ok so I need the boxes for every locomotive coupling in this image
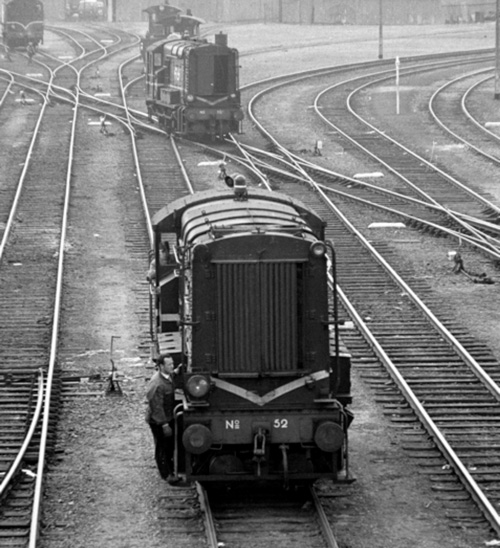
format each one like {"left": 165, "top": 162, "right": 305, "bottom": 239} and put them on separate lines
{"left": 253, "top": 427, "right": 267, "bottom": 459}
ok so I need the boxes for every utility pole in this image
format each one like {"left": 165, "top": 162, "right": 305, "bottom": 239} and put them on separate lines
{"left": 495, "top": 0, "right": 500, "bottom": 99}
{"left": 378, "top": 0, "right": 383, "bottom": 60}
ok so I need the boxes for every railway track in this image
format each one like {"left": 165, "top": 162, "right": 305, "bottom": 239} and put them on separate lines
{"left": 121, "top": 63, "right": 346, "bottom": 544}
{"left": 2, "top": 28, "right": 496, "bottom": 547}
{"left": 123, "top": 44, "right": 500, "bottom": 536}
{"left": 0, "top": 26, "right": 146, "bottom": 546}
{"left": 223, "top": 60, "right": 500, "bottom": 533}
{"left": 322, "top": 59, "right": 500, "bottom": 236}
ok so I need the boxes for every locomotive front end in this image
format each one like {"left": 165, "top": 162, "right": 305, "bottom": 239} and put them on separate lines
{"left": 150, "top": 189, "right": 353, "bottom": 484}
{"left": 145, "top": 33, "right": 243, "bottom": 138}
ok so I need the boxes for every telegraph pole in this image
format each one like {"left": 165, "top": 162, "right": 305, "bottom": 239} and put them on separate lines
{"left": 495, "top": 0, "right": 500, "bottom": 99}
{"left": 378, "top": 0, "right": 383, "bottom": 59}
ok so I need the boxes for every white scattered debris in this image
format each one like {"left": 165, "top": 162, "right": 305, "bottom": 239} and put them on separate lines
{"left": 434, "top": 144, "right": 465, "bottom": 151}
{"left": 447, "top": 251, "right": 457, "bottom": 261}
{"left": 198, "top": 161, "right": 223, "bottom": 166}
{"left": 368, "top": 222, "right": 406, "bottom": 228}
{"left": 23, "top": 469, "right": 36, "bottom": 478}
{"left": 484, "top": 540, "right": 500, "bottom": 546}
{"left": 337, "top": 321, "right": 355, "bottom": 330}
{"left": 485, "top": 122, "right": 500, "bottom": 128}
{"left": 353, "top": 172, "right": 384, "bottom": 178}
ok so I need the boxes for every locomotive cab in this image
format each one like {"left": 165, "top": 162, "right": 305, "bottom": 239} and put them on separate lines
{"left": 149, "top": 188, "right": 353, "bottom": 484}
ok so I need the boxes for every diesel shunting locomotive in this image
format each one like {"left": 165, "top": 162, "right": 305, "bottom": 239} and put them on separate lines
{"left": 140, "top": 3, "right": 203, "bottom": 59}
{"left": 2, "top": 0, "right": 43, "bottom": 48}
{"left": 145, "top": 32, "right": 244, "bottom": 138}
{"left": 148, "top": 185, "right": 353, "bottom": 484}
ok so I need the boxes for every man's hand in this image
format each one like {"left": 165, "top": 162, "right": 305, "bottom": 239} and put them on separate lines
{"left": 162, "top": 423, "right": 173, "bottom": 437}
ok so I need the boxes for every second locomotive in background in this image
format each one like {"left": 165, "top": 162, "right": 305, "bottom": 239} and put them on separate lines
{"left": 145, "top": 32, "right": 244, "bottom": 139}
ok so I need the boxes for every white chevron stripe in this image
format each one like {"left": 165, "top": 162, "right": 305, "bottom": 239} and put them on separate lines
{"left": 195, "top": 95, "right": 230, "bottom": 106}
{"left": 212, "top": 371, "right": 329, "bottom": 407}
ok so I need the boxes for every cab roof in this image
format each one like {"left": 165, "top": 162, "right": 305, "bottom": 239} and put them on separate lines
{"left": 152, "top": 189, "right": 326, "bottom": 243}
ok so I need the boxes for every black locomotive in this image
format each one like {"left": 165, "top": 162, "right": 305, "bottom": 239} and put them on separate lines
{"left": 145, "top": 32, "right": 244, "bottom": 138}
{"left": 148, "top": 184, "right": 353, "bottom": 484}
{"left": 140, "top": 3, "right": 203, "bottom": 59}
{"left": 2, "top": 0, "right": 43, "bottom": 48}
{"left": 65, "top": 0, "right": 105, "bottom": 20}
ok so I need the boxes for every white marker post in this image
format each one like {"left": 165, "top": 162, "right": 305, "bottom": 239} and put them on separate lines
{"left": 395, "top": 56, "right": 400, "bottom": 115}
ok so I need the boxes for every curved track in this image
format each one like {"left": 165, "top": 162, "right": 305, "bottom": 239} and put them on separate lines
{"left": 0, "top": 25, "right": 143, "bottom": 546}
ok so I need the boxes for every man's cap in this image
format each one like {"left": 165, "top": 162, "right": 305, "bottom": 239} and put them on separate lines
{"left": 154, "top": 353, "right": 172, "bottom": 365}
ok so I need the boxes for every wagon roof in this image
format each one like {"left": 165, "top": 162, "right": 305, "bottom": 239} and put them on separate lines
{"left": 142, "top": 4, "right": 182, "bottom": 15}
{"left": 152, "top": 189, "right": 326, "bottom": 240}
{"left": 145, "top": 36, "right": 209, "bottom": 55}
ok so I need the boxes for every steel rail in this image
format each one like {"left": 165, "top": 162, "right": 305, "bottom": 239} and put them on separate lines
{"left": 118, "top": 51, "right": 195, "bottom": 244}
{"left": 245, "top": 77, "right": 500, "bottom": 533}
{"left": 313, "top": 67, "right": 500, "bottom": 219}
{"left": 0, "top": 370, "right": 44, "bottom": 499}
{"left": 246, "top": 50, "right": 500, "bottom": 222}
{"left": 315, "top": 158, "right": 500, "bottom": 536}
{"left": 181, "top": 134, "right": 500, "bottom": 262}
{"left": 118, "top": 54, "right": 154, "bottom": 245}
{"left": 335, "top": 280, "right": 500, "bottom": 535}
{"left": 309, "top": 486, "right": 340, "bottom": 548}
{"left": 462, "top": 73, "right": 500, "bottom": 138}
{"left": 428, "top": 67, "right": 500, "bottom": 162}
{"left": 196, "top": 483, "right": 219, "bottom": 548}
{"left": 0, "top": 72, "right": 14, "bottom": 106}
{"left": 342, "top": 70, "right": 500, "bottom": 218}
{"left": 233, "top": 140, "right": 500, "bottom": 245}
{"left": 240, "top": 49, "right": 494, "bottom": 93}
{"left": 194, "top": 133, "right": 500, "bottom": 534}
{"left": 28, "top": 29, "right": 127, "bottom": 546}
{"left": 0, "top": 83, "right": 52, "bottom": 261}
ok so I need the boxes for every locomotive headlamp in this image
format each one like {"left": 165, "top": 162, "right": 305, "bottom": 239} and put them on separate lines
{"left": 182, "top": 424, "right": 213, "bottom": 454}
{"left": 310, "top": 241, "right": 327, "bottom": 258}
{"left": 314, "top": 421, "right": 344, "bottom": 453}
{"left": 186, "top": 374, "right": 210, "bottom": 398}
{"left": 186, "top": 94, "right": 194, "bottom": 102}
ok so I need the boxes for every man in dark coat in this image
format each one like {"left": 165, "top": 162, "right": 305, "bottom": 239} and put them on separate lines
{"left": 146, "top": 354, "right": 180, "bottom": 484}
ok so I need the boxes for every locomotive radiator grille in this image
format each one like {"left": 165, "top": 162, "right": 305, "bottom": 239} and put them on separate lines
{"left": 216, "top": 263, "right": 300, "bottom": 373}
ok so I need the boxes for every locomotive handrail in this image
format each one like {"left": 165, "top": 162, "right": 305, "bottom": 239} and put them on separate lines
{"left": 326, "top": 240, "right": 340, "bottom": 398}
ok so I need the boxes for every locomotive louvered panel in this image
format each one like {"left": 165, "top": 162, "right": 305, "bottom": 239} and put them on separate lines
{"left": 216, "top": 263, "right": 298, "bottom": 373}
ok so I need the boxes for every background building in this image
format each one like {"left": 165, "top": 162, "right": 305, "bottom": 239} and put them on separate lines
{"left": 43, "top": 0, "right": 497, "bottom": 26}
